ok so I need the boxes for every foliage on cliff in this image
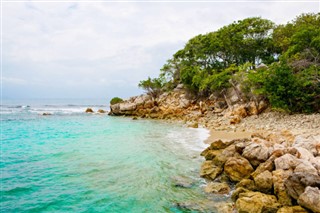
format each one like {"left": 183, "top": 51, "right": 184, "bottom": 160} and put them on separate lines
{"left": 139, "top": 13, "right": 320, "bottom": 112}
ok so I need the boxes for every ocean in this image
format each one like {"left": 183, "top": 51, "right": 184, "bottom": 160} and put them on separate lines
{"left": 1, "top": 99, "right": 225, "bottom": 212}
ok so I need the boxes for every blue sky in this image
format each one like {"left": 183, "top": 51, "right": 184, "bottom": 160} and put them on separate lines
{"left": 2, "top": 1, "right": 320, "bottom": 100}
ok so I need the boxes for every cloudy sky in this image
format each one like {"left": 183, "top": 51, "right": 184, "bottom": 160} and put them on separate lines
{"left": 2, "top": 1, "right": 320, "bottom": 101}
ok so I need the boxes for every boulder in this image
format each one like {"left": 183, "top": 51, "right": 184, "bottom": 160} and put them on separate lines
{"left": 119, "top": 102, "right": 136, "bottom": 112}
{"left": 246, "top": 101, "right": 259, "bottom": 115}
{"left": 188, "top": 122, "right": 198, "bottom": 128}
{"left": 272, "top": 169, "right": 293, "bottom": 206}
{"left": 274, "top": 154, "right": 300, "bottom": 171}
{"left": 97, "top": 109, "right": 106, "bottom": 113}
{"left": 251, "top": 156, "right": 275, "bottom": 179}
{"left": 277, "top": 206, "right": 308, "bottom": 213}
{"left": 235, "top": 191, "right": 280, "bottom": 213}
{"left": 284, "top": 172, "right": 320, "bottom": 200}
{"left": 200, "top": 161, "right": 223, "bottom": 180}
{"left": 42, "top": 112, "right": 52, "bottom": 116}
{"left": 232, "top": 187, "right": 250, "bottom": 201}
{"left": 236, "top": 179, "right": 256, "bottom": 191}
{"left": 297, "top": 186, "right": 320, "bottom": 213}
{"left": 85, "top": 108, "right": 94, "bottom": 113}
{"left": 201, "top": 149, "right": 222, "bottom": 160}
{"left": 204, "top": 182, "right": 230, "bottom": 194}
{"left": 230, "top": 116, "right": 241, "bottom": 125}
{"left": 293, "top": 135, "right": 320, "bottom": 156}
{"left": 213, "top": 145, "right": 238, "bottom": 167}
{"left": 224, "top": 156, "right": 254, "bottom": 182}
{"left": 242, "top": 142, "right": 270, "bottom": 167}
{"left": 209, "top": 139, "right": 235, "bottom": 150}
{"left": 254, "top": 170, "right": 273, "bottom": 193}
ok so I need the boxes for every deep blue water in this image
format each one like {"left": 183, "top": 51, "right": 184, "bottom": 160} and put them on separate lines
{"left": 0, "top": 99, "right": 223, "bottom": 212}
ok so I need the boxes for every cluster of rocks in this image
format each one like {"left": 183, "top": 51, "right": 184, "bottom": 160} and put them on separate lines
{"left": 200, "top": 132, "right": 320, "bottom": 213}
{"left": 85, "top": 108, "right": 106, "bottom": 114}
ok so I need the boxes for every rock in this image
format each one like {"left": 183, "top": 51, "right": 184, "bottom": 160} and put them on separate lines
{"left": 97, "top": 109, "right": 106, "bottom": 113}
{"left": 213, "top": 145, "right": 237, "bottom": 167}
{"left": 204, "top": 182, "right": 230, "bottom": 194}
{"left": 85, "top": 108, "right": 94, "bottom": 113}
{"left": 277, "top": 206, "right": 308, "bottom": 213}
{"left": 274, "top": 154, "right": 300, "bottom": 171}
{"left": 284, "top": 172, "right": 320, "bottom": 200}
{"left": 246, "top": 101, "right": 259, "bottom": 116}
{"left": 42, "top": 112, "right": 51, "bottom": 116}
{"left": 200, "top": 161, "right": 223, "bottom": 180}
{"left": 132, "top": 116, "right": 138, "bottom": 120}
{"left": 272, "top": 169, "right": 293, "bottom": 206}
{"left": 242, "top": 142, "right": 270, "bottom": 167}
{"left": 119, "top": 102, "right": 136, "bottom": 112}
{"left": 230, "top": 116, "right": 241, "bottom": 125}
{"left": 188, "top": 122, "right": 198, "bottom": 128}
{"left": 171, "top": 176, "right": 194, "bottom": 188}
{"left": 224, "top": 156, "right": 254, "bottom": 182}
{"left": 174, "top": 200, "right": 234, "bottom": 213}
{"left": 236, "top": 179, "right": 256, "bottom": 191}
{"left": 232, "top": 187, "right": 250, "bottom": 201}
{"left": 251, "top": 156, "right": 275, "bottom": 179}
{"left": 293, "top": 135, "right": 320, "bottom": 156}
{"left": 232, "top": 105, "right": 248, "bottom": 118}
{"left": 201, "top": 149, "right": 222, "bottom": 160}
{"left": 297, "top": 186, "right": 320, "bottom": 213}
{"left": 209, "top": 139, "right": 234, "bottom": 150}
{"left": 254, "top": 170, "right": 273, "bottom": 193}
{"left": 235, "top": 191, "right": 280, "bottom": 213}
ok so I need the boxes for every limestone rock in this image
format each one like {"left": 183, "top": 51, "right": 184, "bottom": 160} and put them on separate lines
{"left": 297, "top": 186, "right": 320, "bottom": 213}
{"left": 293, "top": 135, "right": 320, "bottom": 156}
{"left": 272, "top": 169, "right": 293, "bottom": 206}
{"left": 235, "top": 191, "right": 280, "bottom": 213}
{"left": 97, "top": 109, "right": 106, "bottom": 113}
{"left": 200, "top": 161, "right": 223, "bottom": 180}
{"left": 274, "top": 154, "right": 300, "bottom": 171}
{"left": 204, "top": 182, "right": 230, "bottom": 194}
{"left": 231, "top": 187, "right": 250, "bottom": 202}
{"left": 230, "top": 116, "right": 241, "bottom": 125}
{"left": 201, "top": 149, "right": 222, "bottom": 160}
{"left": 284, "top": 172, "right": 320, "bottom": 200}
{"left": 42, "top": 112, "right": 51, "bottom": 116}
{"left": 242, "top": 142, "right": 270, "bottom": 167}
{"left": 188, "top": 122, "right": 198, "bottom": 128}
{"left": 85, "top": 108, "right": 94, "bottom": 113}
{"left": 213, "top": 145, "right": 238, "bottom": 167}
{"left": 224, "top": 156, "right": 254, "bottom": 182}
{"left": 277, "top": 206, "right": 308, "bottom": 213}
{"left": 119, "top": 102, "right": 136, "bottom": 112}
{"left": 209, "top": 139, "right": 234, "bottom": 150}
{"left": 251, "top": 157, "right": 275, "bottom": 179}
{"left": 254, "top": 170, "right": 273, "bottom": 193}
{"left": 236, "top": 179, "right": 256, "bottom": 191}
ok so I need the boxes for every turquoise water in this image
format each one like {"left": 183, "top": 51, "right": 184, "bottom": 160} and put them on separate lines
{"left": 0, "top": 100, "right": 220, "bottom": 212}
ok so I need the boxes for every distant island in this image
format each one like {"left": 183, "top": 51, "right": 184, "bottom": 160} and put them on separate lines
{"left": 109, "top": 13, "right": 320, "bottom": 212}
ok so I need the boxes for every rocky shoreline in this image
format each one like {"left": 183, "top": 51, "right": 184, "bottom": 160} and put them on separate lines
{"left": 109, "top": 90, "right": 320, "bottom": 213}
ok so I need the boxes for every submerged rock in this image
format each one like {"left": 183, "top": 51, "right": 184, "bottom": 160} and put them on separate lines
{"left": 97, "top": 109, "right": 106, "bottom": 113}
{"left": 204, "top": 182, "right": 230, "bottom": 194}
{"left": 171, "top": 176, "right": 194, "bottom": 188}
{"left": 85, "top": 108, "right": 94, "bottom": 113}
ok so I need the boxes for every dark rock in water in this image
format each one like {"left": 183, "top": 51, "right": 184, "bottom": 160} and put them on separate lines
{"left": 97, "top": 109, "right": 106, "bottom": 113}
{"left": 284, "top": 172, "right": 320, "bottom": 200}
{"left": 42, "top": 112, "right": 51, "bottom": 116}
{"left": 132, "top": 117, "right": 138, "bottom": 120}
{"left": 171, "top": 176, "right": 194, "bottom": 188}
{"left": 85, "top": 108, "right": 94, "bottom": 113}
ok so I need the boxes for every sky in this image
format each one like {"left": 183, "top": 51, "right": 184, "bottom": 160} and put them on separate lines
{"left": 2, "top": 0, "right": 320, "bottom": 101}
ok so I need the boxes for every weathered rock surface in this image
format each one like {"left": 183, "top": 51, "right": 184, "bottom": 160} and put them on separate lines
{"left": 235, "top": 191, "right": 280, "bottom": 213}
{"left": 242, "top": 142, "right": 269, "bottom": 167}
{"left": 254, "top": 170, "right": 273, "bottom": 193}
{"left": 284, "top": 172, "right": 320, "bottom": 200}
{"left": 224, "top": 156, "right": 254, "bottom": 182}
{"left": 297, "top": 186, "right": 320, "bottom": 213}
{"left": 273, "top": 169, "right": 293, "bottom": 206}
{"left": 204, "top": 182, "right": 230, "bottom": 194}
{"left": 85, "top": 108, "right": 94, "bottom": 113}
{"left": 277, "top": 206, "right": 308, "bottom": 213}
{"left": 200, "top": 161, "right": 222, "bottom": 180}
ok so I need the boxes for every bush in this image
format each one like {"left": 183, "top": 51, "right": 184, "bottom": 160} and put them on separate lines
{"left": 110, "top": 97, "right": 123, "bottom": 105}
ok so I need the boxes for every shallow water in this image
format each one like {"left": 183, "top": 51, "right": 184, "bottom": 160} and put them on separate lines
{"left": 1, "top": 101, "right": 227, "bottom": 212}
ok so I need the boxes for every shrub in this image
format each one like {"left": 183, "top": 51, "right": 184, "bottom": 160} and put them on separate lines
{"left": 110, "top": 97, "right": 123, "bottom": 105}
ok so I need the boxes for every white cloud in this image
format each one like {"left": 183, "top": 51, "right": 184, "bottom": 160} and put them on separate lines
{"left": 2, "top": 1, "right": 319, "bottom": 98}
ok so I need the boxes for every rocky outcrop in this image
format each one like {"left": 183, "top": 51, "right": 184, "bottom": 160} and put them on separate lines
{"left": 85, "top": 108, "right": 94, "bottom": 113}
{"left": 200, "top": 132, "right": 320, "bottom": 213}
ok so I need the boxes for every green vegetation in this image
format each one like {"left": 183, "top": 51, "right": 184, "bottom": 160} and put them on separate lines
{"left": 139, "top": 13, "right": 320, "bottom": 113}
{"left": 110, "top": 97, "right": 123, "bottom": 105}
